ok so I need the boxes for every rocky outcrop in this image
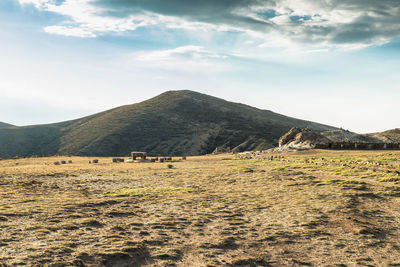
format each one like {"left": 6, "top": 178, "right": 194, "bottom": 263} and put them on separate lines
{"left": 278, "top": 127, "right": 302, "bottom": 147}
{"left": 278, "top": 128, "right": 331, "bottom": 149}
{"left": 212, "top": 146, "right": 231, "bottom": 154}
{"left": 276, "top": 127, "right": 400, "bottom": 151}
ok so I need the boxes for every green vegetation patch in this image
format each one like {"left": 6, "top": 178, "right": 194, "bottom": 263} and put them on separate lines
{"left": 378, "top": 186, "right": 400, "bottom": 197}
{"left": 155, "top": 249, "right": 181, "bottom": 260}
{"left": 269, "top": 165, "right": 316, "bottom": 180}
{"left": 270, "top": 166, "right": 305, "bottom": 175}
{"left": 297, "top": 174, "right": 316, "bottom": 180}
{"left": 312, "top": 179, "right": 367, "bottom": 190}
{"left": 241, "top": 167, "right": 255, "bottom": 173}
{"left": 378, "top": 175, "right": 400, "bottom": 183}
{"left": 106, "top": 187, "right": 200, "bottom": 197}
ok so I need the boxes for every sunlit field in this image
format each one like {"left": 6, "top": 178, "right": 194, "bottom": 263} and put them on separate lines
{"left": 1, "top": 150, "right": 400, "bottom": 266}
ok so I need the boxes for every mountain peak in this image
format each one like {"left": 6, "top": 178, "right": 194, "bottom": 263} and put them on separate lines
{"left": 152, "top": 90, "right": 215, "bottom": 102}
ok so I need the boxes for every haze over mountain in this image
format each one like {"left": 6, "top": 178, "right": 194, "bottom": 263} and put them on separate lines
{"left": 0, "top": 90, "right": 337, "bottom": 158}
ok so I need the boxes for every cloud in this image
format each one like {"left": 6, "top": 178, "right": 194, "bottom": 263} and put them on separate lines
{"left": 137, "top": 45, "right": 227, "bottom": 61}
{"left": 129, "top": 45, "right": 230, "bottom": 72}
{"left": 44, "top": 25, "right": 96, "bottom": 37}
{"left": 18, "top": 0, "right": 400, "bottom": 50}
{"left": 18, "top": 0, "right": 156, "bottom": 37}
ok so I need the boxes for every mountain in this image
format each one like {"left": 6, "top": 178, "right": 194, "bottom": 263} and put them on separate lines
{"left": 0, "top": 122, "right": 13, "bottom": 129}
{"left": 369, "top": 128, "right": 400, "bottom": 143}
{"left": 0, "top": 90, "right": 336, "bottom": 158}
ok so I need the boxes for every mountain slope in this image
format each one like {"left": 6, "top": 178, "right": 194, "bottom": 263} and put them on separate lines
{"left": 0, "top": 122, "right": 13, "bottom": 129}
{"left": 369, "top": 128, "right": 400, "bottom": 143}
{"left": 0, "top": 90, "right": 336, "bottom": 158}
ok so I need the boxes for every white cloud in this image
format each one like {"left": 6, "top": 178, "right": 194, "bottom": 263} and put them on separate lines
{"left": 18, "top": 0, "right": 50, "bottom": 9}
{"left": 17, "top": 0, "right": 400, "bottom": 51}
{"left": 18, "top": 0, "right": 223, "bottom": 38}
{"left": 19, "top": 0, "right": 156, "bottom": 37}
{"left": 138, "top": 45, "right": 226, "bottom": 61}
{"left": 44, "top": 25, "right": 96, "bottom": 37}
{"left": 128, "top": 45, "right": 230, "bottom": 72}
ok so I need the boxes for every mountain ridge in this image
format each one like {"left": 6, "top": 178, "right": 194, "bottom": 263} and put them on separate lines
{"left": 0, "top": 90, "right": 337, "bottom": 158}
{"left": 0, "top": 122, "right": 14, "bottom": 129}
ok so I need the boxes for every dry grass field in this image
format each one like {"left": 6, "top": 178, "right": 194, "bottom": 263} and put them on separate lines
{"left": 1, "top": 150, "right": 400, "bottom": 266}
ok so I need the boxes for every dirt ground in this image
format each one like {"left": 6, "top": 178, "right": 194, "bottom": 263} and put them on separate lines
{"left": 1, "top": 150, "right": 400, "bottom": 266}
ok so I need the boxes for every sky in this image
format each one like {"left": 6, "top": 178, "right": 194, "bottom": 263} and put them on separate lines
{"left": 0, "top": 0, "right": 399, "bottom": 133}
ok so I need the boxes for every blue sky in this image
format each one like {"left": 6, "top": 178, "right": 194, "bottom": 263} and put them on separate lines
{"left": 0, "top": 0, "right": 399, "bottom": 133}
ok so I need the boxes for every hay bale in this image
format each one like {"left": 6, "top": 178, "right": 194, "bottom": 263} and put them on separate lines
{"left": 54, "top": 161, "right": 60, "bottom": 165}
{"left": 92, "top": 159, "right": 99, "bottom": 164}
{"left": 61, "top": 160, "right": 66, "bottom": 164}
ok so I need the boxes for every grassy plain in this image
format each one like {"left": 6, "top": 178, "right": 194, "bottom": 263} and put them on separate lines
{"left": 1, "top": 150, "right": 400, "bottom": 266}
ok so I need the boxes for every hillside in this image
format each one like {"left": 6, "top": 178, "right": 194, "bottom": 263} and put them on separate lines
{"left": 0, "top": 122, "right": 13, "bottom": 129}
{"left": 369, "top": 128, "right": 400, "bottom": 143}
{"left": 0, "top": 90, "right": 336, "bottom": 158}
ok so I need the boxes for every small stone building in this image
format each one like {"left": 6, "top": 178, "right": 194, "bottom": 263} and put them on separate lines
{"left": 131, "top": 152, "right": 147, "bottom": 160}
